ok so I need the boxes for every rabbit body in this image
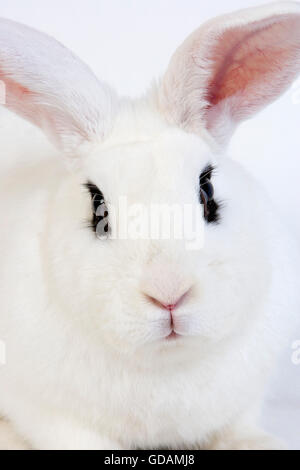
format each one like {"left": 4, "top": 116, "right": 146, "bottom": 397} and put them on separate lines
{"left": 0, "top": 2, "right": 299, "bottom": 449}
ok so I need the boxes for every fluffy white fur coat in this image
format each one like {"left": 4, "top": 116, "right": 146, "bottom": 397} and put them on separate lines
{"left": 0, "top": 2, "right": 299, "bottom": 450}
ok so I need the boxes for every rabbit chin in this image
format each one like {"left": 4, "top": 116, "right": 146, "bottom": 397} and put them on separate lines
{"left": 90, "top": 294, "right": 269, "bottom": 360}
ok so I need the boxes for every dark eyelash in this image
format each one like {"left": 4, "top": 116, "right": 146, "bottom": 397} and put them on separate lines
{"left": 206, "top": 199, "right": 221, "bottom": 223}
{"left": 199, "top": 164, "right": 221, "bottom": 224}
{"left": 200, "top": 164, "right": 216, "bottom": 182}
{"left": 84, "top": 181, "right": 108, "bottom": 234}
{"left": 84, "top": 182, "right": 104, "bottom": 201}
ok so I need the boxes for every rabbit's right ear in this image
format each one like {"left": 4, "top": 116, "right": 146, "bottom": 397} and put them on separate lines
{"left": 159, "top": 2, "right": 300, "bottom": 146}
{"left": 0, "top": 18, "right": 117, "bottom": 158}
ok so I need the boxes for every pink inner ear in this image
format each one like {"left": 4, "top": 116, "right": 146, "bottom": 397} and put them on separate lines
{"left": 160, "top": 8, "right": 300, "bottom": 145}
{"left": 205, "top": 17, "right": 300, "bottom": 115}
{"left": 0, "top": 71, "right": 32, "bottom": 99}
{"left": 0, "top": 70, "right": 45, "bottom": 127}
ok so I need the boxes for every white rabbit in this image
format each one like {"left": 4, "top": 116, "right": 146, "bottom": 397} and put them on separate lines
{"left": 0, "top": 1, "right": 299, "bottom": 450}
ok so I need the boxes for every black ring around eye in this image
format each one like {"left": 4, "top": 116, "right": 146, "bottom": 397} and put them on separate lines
{"left": 85, "top": 181, "right": 110, "bottom": 235}
{"left": 200, "top": 188, "right": 209, "bottom": 218}
{"left": 92, "top": 193, "right": 104, "bottom": 211}
{"left": 199, "top": 166, "right": 220, "bottom": 223}
{"left": 201, "top": 179, "right": 214, "bottom": 200}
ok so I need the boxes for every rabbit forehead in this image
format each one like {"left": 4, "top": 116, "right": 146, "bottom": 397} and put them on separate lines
{"left": 84, "top": 128, "right": 214, "bottom": 199}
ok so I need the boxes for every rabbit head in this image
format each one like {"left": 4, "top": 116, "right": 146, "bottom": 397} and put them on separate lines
{"left": 1, "top": 2, "right": 300, "bottom": 358}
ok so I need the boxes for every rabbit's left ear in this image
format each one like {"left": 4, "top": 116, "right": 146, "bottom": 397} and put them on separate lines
{"left": 0, "top": 18, "right": 117, "bottom": 157}
{"left": 159, "top": 2, "right": 300, "bottom": 146}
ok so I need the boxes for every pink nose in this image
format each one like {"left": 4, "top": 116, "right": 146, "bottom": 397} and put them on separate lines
{"left": 145, "top": 292, "right": 188, "bottom": 311}
{"left": 164, "top": 302, "right": 179, "bottom": 312}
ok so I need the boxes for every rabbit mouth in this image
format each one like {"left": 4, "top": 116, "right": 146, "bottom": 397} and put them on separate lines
{"left": 166, "top": 331, "right": 179, "bottom": 340}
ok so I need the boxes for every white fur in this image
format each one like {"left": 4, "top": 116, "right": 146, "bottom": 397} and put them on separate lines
{"left": 0, "top": 2, "right": 299, "bottom": 450}
{"left": 0, "top": 18, "right": 117, "bottom": 156}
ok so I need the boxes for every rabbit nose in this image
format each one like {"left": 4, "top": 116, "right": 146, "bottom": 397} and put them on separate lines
{"left": 145, "top": 291, "right": 189, "bottom": 311}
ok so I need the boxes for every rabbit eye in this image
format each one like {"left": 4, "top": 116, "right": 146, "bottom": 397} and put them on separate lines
{"left": 85, "top": 182, "right": 110, "bottom": 238}
{"left": 199, "top": 166, "right": 220, "bottom": 223}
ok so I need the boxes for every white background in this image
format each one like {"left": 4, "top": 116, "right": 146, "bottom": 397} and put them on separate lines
{"left": 0, "top": 0, "right": 299, "bottom": 448}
